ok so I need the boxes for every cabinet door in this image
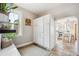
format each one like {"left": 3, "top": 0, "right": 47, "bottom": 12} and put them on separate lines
{"left": 33, "top": 19, "right": 38, "bottom": 43}
{"left": 43, "top": 16, "right": 50, "bottom": 49}
{"left": 33, "top": 18, "right": 44, "bottom": 46}
{"left": 50, "top": 17, "right": 56, "bottom": 49}
{"left": 37, "top": 18, "right": 44, "bottom": 46}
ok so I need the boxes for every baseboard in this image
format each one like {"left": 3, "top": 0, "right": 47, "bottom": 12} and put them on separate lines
{"left": 16, "top": 41, "right": 34, "bottom": 48}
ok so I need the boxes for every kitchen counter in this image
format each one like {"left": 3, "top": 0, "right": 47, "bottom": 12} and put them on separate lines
{"left": 0, "top": 44, "right": 21, "bottom": 56}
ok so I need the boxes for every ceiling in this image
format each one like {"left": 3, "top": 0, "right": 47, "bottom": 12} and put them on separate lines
{"left": 16, "top": 3, "right": 79, "bottom": 19}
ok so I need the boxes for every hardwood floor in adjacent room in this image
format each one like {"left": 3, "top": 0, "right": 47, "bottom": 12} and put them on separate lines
{"left": 50, "top": 39, "right": 77, "bottom": 56}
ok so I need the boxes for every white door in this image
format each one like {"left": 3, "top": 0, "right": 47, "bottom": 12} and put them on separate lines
{"left": 33, "top": 17, "right": 44, "bottom": 46}
{"left": 37, "top": 17, "right": 44, "bottom": 46}
{"left": 43, "top": 15, "right": 50, "bottom": 49}
{"left": 50, "top": 17, "right": 56, "bottom": 49}
{"left": 33, "top": 19, "right": 38, "bottom": 43}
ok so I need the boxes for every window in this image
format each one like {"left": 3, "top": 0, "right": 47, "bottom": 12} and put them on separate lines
{"left": 9, "top": 12, "right": 19, "bottom": 23}
{"left": 9, "top": 11, "right": 22, "bottom": 36}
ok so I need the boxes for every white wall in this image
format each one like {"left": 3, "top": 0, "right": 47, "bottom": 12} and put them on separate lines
{"left": 0, "top": 13, "right": 9, "bottom": 23}
{"left": 13, "top": 7, "right": 37, "bottom": 46}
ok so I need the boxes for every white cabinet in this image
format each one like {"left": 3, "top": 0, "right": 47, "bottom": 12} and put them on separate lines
{"left": 33, "top": 15, "right": 56, "bottom": 50}
{"left": 37, "top": 18, "right": 43, "bottom": 46}
{"left": 33, "top": 17, "right": 44, "bottom": 46}
{"left": 43, "top": 15, "right": 50, "bottom": 49}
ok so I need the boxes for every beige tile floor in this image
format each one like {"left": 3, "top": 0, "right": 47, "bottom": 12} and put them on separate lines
{"left": 18, "top": 40, "right": 77, "bottom": 56}
{"left": 18, "top": 44, "right": 50, "bottom": 56}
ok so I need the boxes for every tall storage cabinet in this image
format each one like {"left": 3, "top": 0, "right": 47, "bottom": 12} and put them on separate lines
{"left": 33, "top": 15, "right": 56, "bottom": 50}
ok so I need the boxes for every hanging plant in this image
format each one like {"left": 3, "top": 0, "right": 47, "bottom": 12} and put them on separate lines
{"left": 0, "top": 3, "right": 18, "bottom": 14}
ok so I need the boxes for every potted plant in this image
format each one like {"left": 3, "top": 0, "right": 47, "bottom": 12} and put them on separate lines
{"left": 2, "top": 33, "right": 16, "bottom": 48}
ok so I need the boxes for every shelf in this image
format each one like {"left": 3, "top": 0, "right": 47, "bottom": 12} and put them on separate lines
{"left": 0, "top": 29, "right": 16, "bottom": 33}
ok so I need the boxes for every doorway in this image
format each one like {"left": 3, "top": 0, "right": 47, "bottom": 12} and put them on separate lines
{"left": 55, "top": 16, "right": 78, "bottom": 56}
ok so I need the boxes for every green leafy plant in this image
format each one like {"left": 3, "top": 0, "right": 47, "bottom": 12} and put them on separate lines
{"left": 3, "top": 33, "right": 16, "bottom": 40}
{"left": 0, "top": 3, "right": 18, "bottom": 14}
{"left": 0, "top": 3, "right": 6, "bottom": 13}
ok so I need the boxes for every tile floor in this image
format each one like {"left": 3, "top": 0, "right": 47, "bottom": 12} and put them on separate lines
{"left": 18, "top": 40, "right": 77, "bottom": 56}
{"left": 18, "top": 44, "right": 50, "bottom": 56}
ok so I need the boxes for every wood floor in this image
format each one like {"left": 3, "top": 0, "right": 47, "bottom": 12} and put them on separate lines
{"left": 50, "top": 39, "right": 77, "bottom": 56}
